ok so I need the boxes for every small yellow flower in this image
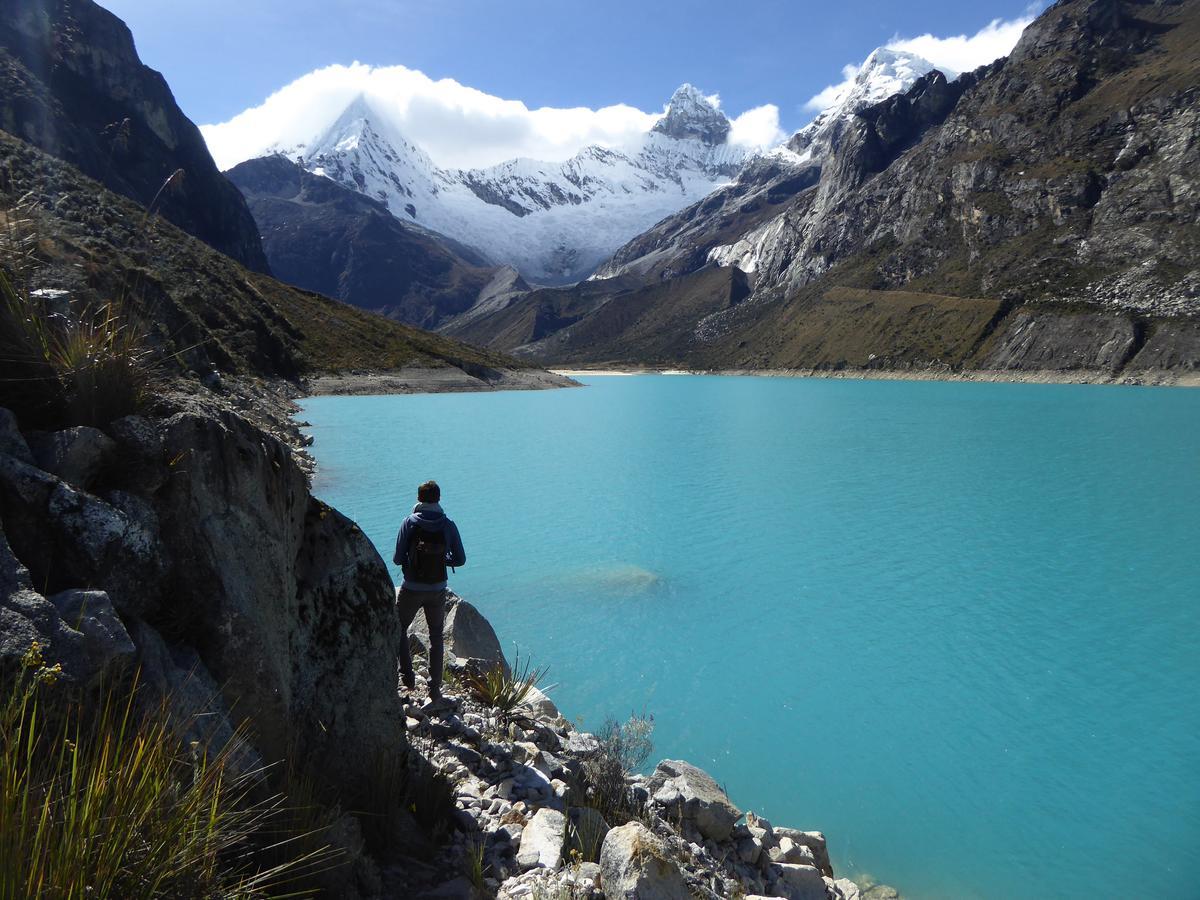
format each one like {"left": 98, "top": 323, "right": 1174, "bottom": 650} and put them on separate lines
{"left": 22, "top": 640, "right": 44, "bottom": 669}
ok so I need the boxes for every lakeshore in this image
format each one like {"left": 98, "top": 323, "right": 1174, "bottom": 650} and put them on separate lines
{"left": 551, "top": 366, "right": 1200, "bottom": 388}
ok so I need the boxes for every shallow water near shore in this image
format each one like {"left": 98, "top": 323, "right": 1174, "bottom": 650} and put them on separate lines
{"left": 301, "top": 375, "right": 1200, "bottom": 899}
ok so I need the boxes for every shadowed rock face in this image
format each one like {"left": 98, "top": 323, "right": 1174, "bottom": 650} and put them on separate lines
{"left": 0, "top": 398, "right": 405, "bottom": 806}
{"left": 227, "top": 155, "right": 500, "bottom": 329}
{"left": 0, "top": 0, "right": 269, "bottom": 272}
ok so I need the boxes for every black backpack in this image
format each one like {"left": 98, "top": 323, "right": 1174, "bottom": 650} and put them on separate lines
{"left": 408, "top": 527, "right": 448, "bottom": 583}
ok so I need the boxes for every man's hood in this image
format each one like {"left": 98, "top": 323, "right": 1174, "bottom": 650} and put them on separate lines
{"left": 410, "top": 502, "right": 449, "bottom": 531}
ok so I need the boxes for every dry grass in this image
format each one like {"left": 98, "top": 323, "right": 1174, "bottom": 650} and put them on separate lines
{"left": 0, "top": 643, "right": 338, "bottom": 899}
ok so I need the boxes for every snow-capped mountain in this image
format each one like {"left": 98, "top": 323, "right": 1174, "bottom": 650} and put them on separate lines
{"left": 270, "top": 85, "right": 750, "bottom": 284}
{"left": 785, "top": 48, "right": 937, "bottom": 163}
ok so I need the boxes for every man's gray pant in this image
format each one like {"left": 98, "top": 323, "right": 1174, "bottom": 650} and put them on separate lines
{"left": 396, "top": 587, "right": 446, "bottom": 695}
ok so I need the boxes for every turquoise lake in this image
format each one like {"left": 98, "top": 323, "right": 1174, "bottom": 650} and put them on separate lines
{"left": 300, "top": 375, "right": 1200, "bottom": 899}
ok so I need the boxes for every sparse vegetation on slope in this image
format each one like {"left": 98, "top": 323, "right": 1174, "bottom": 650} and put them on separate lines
{"left": 0, "top": 130, "right": 547, "bottom": 386}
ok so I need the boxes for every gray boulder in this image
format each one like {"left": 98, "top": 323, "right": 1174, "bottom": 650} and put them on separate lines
{"left": 48, "top": 589, "right": 135, "bottom": 682}
{"left": 0, "top": 407, "right": 33, "bottom": 463}
{"left": 516, "top": 807, "right": 567, "bottom": 871}
{"left": 599, "top": 821, "right": 691, "bottom": 900}
{"left": 645, "top": 759, "right": 743, "bottom": 842}
{"left": 155, "top": 408, "right": 403, "bottom": 804}
{"left": 47, "top": 481, "right": 165, "bottom": 618}
{"left": 832, "top": 879, "right": 863, "bottom": 900}
{"left": 770, "top": 835, "right": 819, "bottom": 868}
{"left": 774, "top": 863, "right": 829, "bottom": 900}
{"left": 415, "top": 592, "right": 509, "bottom": 675}
{"left": 28, "top": 426, "right": 117, "bottom": 489}
{"left": 522, "top": 684, "right": 560, "bottom": 720}
{"left": 775, "top": 828, "right": 833, "bottom": 878}
{"left": 0, "top": 452, "right": 164, "bottom": 618}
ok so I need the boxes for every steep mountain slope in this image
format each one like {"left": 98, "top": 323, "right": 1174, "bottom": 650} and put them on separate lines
{"left": 240, "top": 85, "right": 750, "bottom": 284}
{"left": 227, "top": 155, "right": 512, "bottom": 329}
{"left": 478, "top": 0, "right": 1198, "bottom": 382}
{"left": 0, "top": 0, "right": 268, "bottom": 272}
{"left": 0, "top": 130, "right": 554, "bottom": 387}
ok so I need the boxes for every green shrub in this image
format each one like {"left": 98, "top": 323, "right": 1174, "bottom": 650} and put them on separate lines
{"left": 580, "top": 713, "right": 655, "bottom": 825}
{"left": 0, "top": 642, "right": 336, "bottom": 899}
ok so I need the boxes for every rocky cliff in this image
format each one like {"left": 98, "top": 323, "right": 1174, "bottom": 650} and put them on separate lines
{"left": 0, "top": 393, "right": 403, "bottom": 811}
{"left": 456, "top": 0, "right": 1199, "bottom": 384}
{"left": 0, "top": 0, "right": 269, "bottom": 272}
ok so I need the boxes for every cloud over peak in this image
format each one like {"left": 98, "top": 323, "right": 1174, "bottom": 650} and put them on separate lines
{"left": 201, "top": 63, "right": 781, "bottom": 171}
{"left": 803, "top": 13, "right": 1037, "bottom": 114}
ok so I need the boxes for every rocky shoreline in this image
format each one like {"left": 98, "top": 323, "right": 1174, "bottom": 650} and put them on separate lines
{"left": 385, "top": 593, "right": 899, "bottom": 900}
{"left": 305, "top": 367, "right": 580, "bottom": 397}
{"left": 0, "top": 373, "right": 903, "bottom": 899}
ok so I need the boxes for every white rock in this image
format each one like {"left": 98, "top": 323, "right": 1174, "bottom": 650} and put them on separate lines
{"left": 598, "top": 821, "right": 691, "bottom": 900}
{"left": 774, "top": 829, "right": 832, "bottom": 877}
{"left": 515, "top": 807, "right": 566, "bottom": 872}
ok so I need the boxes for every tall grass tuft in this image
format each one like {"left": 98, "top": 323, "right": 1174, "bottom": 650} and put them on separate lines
{"left": 0, "top": 642, "right": 336, "bottom": 899}
{"left": 457, "top": 651, "right": 550, "bottom": 721}
{"left": 0, "top": 206, "right": 158, "bottom": 428}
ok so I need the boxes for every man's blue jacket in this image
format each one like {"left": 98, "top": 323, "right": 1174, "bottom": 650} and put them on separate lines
{"left": 393, "top": 502, "right": 466, "bottom": 591}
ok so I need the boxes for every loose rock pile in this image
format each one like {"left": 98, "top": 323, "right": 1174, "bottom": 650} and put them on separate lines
{"left": 386, "top": 596, "right": 897, "bottom": 900}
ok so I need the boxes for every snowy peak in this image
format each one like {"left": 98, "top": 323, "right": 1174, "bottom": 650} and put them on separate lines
{"left": 787, "top": 48, "right": 936, "bottom": 160}
{"left": 850, "top": 48, "right": 941, "bottom": 102}
{"left": 652, "top": 84, "right": 731, "bottom": 145}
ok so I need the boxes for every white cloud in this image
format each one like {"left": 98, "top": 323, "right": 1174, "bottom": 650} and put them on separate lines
{"left": 728, "top": 104, "right": 786, "bottom": 149}
{"left": 887, "top": 14, "right": 1035, "bottom": 76}
{"left": 802, "top": 14, "right": 1035, "bottom": 115}
{"left": 803, "top": 64, "right": 862, "bottom": 113}
{"left": 203, "top": 63, "right": 748, "bottom": 171}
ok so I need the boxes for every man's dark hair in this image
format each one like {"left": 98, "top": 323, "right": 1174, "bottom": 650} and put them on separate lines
{"left": 417, "top": 480, "right": 441, "bottom": 503}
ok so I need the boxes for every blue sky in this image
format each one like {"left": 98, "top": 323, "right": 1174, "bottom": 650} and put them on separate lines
{"left": 103, "top": 0, "right": 1046, "bottom": 168}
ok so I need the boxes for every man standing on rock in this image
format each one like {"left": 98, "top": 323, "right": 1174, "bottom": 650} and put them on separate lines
{"left": 394, "top": 480, "right": 466, "bottom": 705}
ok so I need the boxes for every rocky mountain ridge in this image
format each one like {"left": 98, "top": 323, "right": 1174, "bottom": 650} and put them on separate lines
{"left": 227, "top": 154, "right": 510, "bottom": 330}
{"left": 450, "top": 0, "right": 1199, "bottom": 384}
{"left": 0, "top": 129, "right": 565, "bottom": 394}
{"left": 0, "top": 0, "right": 269, "bottom": 272}
{"left": 235, "top": 88, "right": 751, "bottom": 284}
